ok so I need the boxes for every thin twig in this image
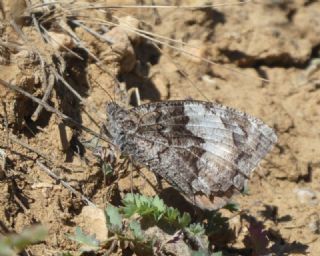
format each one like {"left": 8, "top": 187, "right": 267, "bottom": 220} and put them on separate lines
{"left": 54, "top": 72, "right": 84, "bottom": 102}
{"left": 1, "top": 101, "right": 10, "bottom": 146}
{"left": 61, "top": 0, "right": 252, "bottom": 12}
{"left": 39, "top": 24, "right": 84, "bottom": 60}
{"left": 53, "top": 71, "right": 107, "bottom": 129}
{"left": 6, "top": 133, "right": 96, "bottom": 208}
{"left": 10, "top": 19, "right": 48, "bottom": 89}
{"left": 79, "top": 16, "right": 269, "bottom": 82}
{"left": 26, "top": 0, "right": 46, "bottom": 43}
{"left": 28, "top": 0, "right": 252, "bottom": 12}
{"left": 13, "top": 194, "right": 29, "bottom": 213}
{"left": 9, "top": 134, "right": 51, "bottom": 161}
{"left": 71, "top": 20, "right": 114, "bottom": 44}
{"left": 75, "top": 17, "right": 189, "bottom": 48}
{"left": 31, "top": 72, "right": 55, "bottom": 121}
{"left": 36, "top": 160, "right": 96, "bottom": 207}
{"left": 0, "top": 78, "right": 113, "bottom": 145}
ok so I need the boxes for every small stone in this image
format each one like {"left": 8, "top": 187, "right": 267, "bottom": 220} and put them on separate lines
{"left": 308, "top": 214, "right": 320, "bottom": 234}
{"left": 76, "top": 206, "right": 108, "bottom": 242}
{"left": 118, "top": 16, "right": 141, "bottom": 43}
{"left": 294, "top": 188, "right": 318, "bottom": 205}
{"left": 103, "top": 26, "right": 136, "bottom": 73}
{"left": 144, "top": 226, "right": 191, "bottom": 256}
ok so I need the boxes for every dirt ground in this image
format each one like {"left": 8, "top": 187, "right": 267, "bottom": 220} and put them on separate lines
{"left": 0, "top": 0, "right": 319, "bottom": 255}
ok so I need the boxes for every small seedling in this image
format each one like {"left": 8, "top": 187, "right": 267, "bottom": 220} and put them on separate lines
{"left": 68, "top": 193, "right": 210, "bottom": 255}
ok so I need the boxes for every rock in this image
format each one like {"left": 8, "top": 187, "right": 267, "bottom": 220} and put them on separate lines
{"left": 103, "top": 26, "right": 136, "bottom": 73}
{"left": 76, "top": 205, "right": 108, "bottom": 242}
{"left": 144, "top": 226, "right": 190, "bottom": 256}
{"left": 308, "top": 214, "right": 320, "bottom": 234}
{"left": 294, "top": 188, "right": 318, "bottom": 206}
{"left": 118, "top": 16, "right": 141, "bottom": 44}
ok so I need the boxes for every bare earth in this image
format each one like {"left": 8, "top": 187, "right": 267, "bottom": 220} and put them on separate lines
{"left": 0, "top": 0, "right": 319, "bottom": 255}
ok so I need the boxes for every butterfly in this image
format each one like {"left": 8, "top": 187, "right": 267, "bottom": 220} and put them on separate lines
{"left": 104, "top": 100, "right": 277, "bottom": 210}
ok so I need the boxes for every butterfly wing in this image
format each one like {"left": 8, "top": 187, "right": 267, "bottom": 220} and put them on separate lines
{"left": 123, "top": 100, "right": 277, "bottom": 209}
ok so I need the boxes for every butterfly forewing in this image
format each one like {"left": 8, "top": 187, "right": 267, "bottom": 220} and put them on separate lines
{"left": 106, "top": 100, "right": 277, "bottom": 210}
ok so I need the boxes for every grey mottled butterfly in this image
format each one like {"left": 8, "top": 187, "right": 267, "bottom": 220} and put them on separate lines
{"left": 104, "top": 100, "right": 277, "bottom": 210}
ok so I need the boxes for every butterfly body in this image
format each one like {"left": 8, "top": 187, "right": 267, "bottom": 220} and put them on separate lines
{"left": 105, "top": 101, "right": 277, "bottom": 210}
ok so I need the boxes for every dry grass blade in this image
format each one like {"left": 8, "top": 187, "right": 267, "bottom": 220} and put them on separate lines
{"left": 36, "top": 160, "right": 96, "bottom": 207}
{"left": 31, "top": 71, "right": 55, "bottom": 121}
{"left": 71, "top": 19, "right": 114, "bottom": 44}
{"left": 77, "top": 15, "right": 269, "bottom": 83}
{"left": 8, "top": 134, "right": 52, "bottom": 161}
{"left": 0, "top": 78, "right": 112, "bottom": 145}
{"left": 39, "top": 24, "right": 83, "bottom": 59}
{"left": 57, "top": 0, "right": 252, "bottom": 11}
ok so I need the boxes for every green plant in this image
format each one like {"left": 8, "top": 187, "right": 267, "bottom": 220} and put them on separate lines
{"left": 0, "top": 225, "right": 48, "bottom": 256}
{"left": 68, "top": 193, "right": 209, "bottom": 255}
{"left": 121, "top": 193, "right": 193, "bottom": 230}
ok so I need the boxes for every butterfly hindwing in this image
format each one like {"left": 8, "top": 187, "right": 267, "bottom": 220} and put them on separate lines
{"left": 106, "top": 100, "right": 277, "bottom": 209}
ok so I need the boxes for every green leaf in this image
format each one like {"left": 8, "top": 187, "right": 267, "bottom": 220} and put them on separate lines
{"left": 152, "top": 196, "right": 166, "bottom": 213}
{"left": 122, "top": 193, "right": 166, "bottom": 221}
{"left": 123, "top": 193, "right": 135, "bottom": 204}
{"left": 165, "top": 207, "right": 180, "bottom": 223}
{"left": 212, "top": 251, "right": 223, "bottom": 256}
{"left": 0, "top": 225, "right": 48, "bottom": 255}
{"left": 105, "top": 205, "right": 122, "bottom": 232}
{"left": 137, "top": 195, "right": 149, "bottom": 208}
{"left": 122, "top": 194, "right": 139, "bottom": 218}
{"left": 186, "top": 223, "right": 205, "bottom": 236}
{"left": 102, "top": 162, "right": 113, "bottom": 176}
{"left": 129, "top": 221, "right": 144, "bottom": 241}
{"left": 122, "top": 202, "right": 138, "bottom": 218}
{"left": 67, "top": 227, "right": 99, "bottom": 252}
{"left": 178, "top": 212, "right": 191, "bottom": 228}
{"left": 223, "top": 202, "right": 239, "bottom": 212}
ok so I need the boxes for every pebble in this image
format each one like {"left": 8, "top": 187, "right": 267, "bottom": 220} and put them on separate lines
{"left": 294, "top": 188, "right": 318, "bottom": 206}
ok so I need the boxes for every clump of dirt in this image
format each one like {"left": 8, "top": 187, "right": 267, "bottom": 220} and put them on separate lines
{"left": 0, "top": 0, "right": 319, "bottom": 255}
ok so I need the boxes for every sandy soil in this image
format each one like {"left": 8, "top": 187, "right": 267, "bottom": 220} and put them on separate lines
{"left": 0, "top": 0, "right": 319, "bottom": 255}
